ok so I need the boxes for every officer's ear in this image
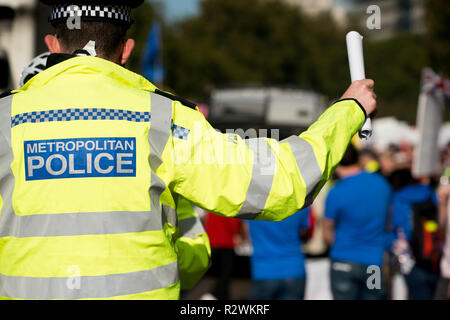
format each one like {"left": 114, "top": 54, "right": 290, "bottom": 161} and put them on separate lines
{"left": 44, "top": 35, "right": 63, "bottom": 54}
{"left": 120, "top": 39, "right": 135, "bottom": 65}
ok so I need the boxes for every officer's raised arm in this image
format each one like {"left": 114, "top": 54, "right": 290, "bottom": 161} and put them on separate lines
{"left": 165, "top": 80, "right": 376, "bottom": 221}
{"left": 0, "top": 0, "right": 378, "bottom": 300}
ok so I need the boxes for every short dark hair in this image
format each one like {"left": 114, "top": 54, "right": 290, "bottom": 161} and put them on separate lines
{"left": 389, "top": 168, "right": 417, "bottom": 191}
{"left": 55, "top": 21, "right": 129, "bottom": 58}
{"left": 340, "top": 144, "right": 359, "bottom": 167}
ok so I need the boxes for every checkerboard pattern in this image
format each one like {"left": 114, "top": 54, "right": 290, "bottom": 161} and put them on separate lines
{"left": 50, "top": 4, "right": 132, "bottom": 24}
{"left": 11, "top": 108, "right": 151, "bottom": 128}
{"left": 172, "top": 124, "right": 190, "bottom": 140}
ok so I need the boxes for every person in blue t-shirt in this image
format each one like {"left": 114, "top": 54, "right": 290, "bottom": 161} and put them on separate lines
{"left": 323, "top": 144, "right": 392, "bottom": 300}
{"left": 390, "top": 168, "right": 440, "bottom": 300}
{"left": 247, "top": 208, "right": 311, "bottom": 300}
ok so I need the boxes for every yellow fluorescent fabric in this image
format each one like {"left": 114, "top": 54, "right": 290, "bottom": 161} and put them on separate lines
{"left": 1, "top": 55, "right": 365, "bottom": 300}
{"left": 87, "top": 283, "right": 181, "bottom": 300}
{"left": 0, "top": 283, "right": 181, "bottom": 300}
{"left": 0, "top": 231, "right": 176, "bottom": 277}
{"left": 12, "top": 58, "right": 153, "bottom": 215}
{"left": 11, "top": 121, "right": 152, "bottom": 214}
{"left": 175, "top": 197, "right": 211, "bottom": 290}
{"left": 300, "top": 100, "right": 366, "bottom": 181}
{"left": 168, "top": 99, "right": 365, "bottom": 221}
{"left": 177, "top": 234, "right": 211, "bottom": 290}
{"left": 1, "top": 56, "right": 180, "bottom": 300}
{"left": 168, "top": 104, "right": 254, "bottom": 216}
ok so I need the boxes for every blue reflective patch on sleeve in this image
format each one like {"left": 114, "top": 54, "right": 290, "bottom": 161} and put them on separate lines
{"left": 172, "top": 124, "right": 190, "bottom": 140}
{"left": 24, "top": 137, "right": 136, "bottom": 181}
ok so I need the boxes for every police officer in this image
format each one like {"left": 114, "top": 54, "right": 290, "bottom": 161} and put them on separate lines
{"left": 0, "top": 0, "right": 376, "bottom": 299}
{"left": 16, "top": 49, "right": 212, "bottom": 296}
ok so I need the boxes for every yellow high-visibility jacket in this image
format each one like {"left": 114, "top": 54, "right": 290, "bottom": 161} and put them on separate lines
{"left": 175, "top": 197, "right": 211, "bottom": 291}
{"left": 0, "top": 56, "right": 365, "bottom": 299}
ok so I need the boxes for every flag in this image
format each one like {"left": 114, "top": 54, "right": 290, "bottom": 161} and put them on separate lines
{"left": 421, "top": 67, "right": 450, "bottom": 97}
{"left": 141, "top": 22, "right": 165, "bottom": 86}
{"left": 413, "top": 68, "right": 448, "bottom": 178}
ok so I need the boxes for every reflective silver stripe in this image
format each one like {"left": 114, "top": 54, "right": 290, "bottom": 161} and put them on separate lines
{"left": 0, "top": 211, "right": 164, "bottom": 238}
{"left": 236, "top": 138, "right": 276, "bottom": 220}
{"left": 148, "top": 92, "right": 178, "bottom": 227}
{"left": 0, "top": 96, "right": 16, "bottom": 238}
{"left": 0, "top": 93, "right": 176, "bottom": 238}
{"left": 179, "top": 216, "right": 205, "bottom": 239}
{"left": 283, "top": 136, "right": 322, "bottom": 208}
{"left": 0, "top": 261, "right": 179, "bottom": 300}
{"left": 148, "top": 92, "right": 173, "bottom": 170}
{"left": 0, "top": 93, "right": 180, "bottom": 299}
{"left": 0, "top": 95, "right": 13, "bottom": 145}
{"left": 162, "top": 204, "right": 178, "bottom": 227}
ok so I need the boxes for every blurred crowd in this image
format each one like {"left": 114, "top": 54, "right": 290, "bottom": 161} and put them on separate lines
{"left": 194, "top": 138, "right": 450, "bottom": 301}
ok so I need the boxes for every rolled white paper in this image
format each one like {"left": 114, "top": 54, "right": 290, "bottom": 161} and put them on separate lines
{"left": 346, "top": 31, "right": 372, "bottom": 139}
{"left": 346, "top": 31, "right": 366, "bottom": 82}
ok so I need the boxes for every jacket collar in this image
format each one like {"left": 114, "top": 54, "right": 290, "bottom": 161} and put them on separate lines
{"left": 14, "top": 55, "right": 157, "bottom": 93}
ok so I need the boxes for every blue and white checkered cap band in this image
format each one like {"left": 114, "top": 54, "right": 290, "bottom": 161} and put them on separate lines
{"left": 50, "top": 4, "right": 132, "bottom": 24}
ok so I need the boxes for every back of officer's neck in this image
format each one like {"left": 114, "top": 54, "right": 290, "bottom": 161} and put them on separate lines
{"left": 74, "top": 52, "right": 121, "bottom": 65}
{"left": 58, "top": 44, "right": 122, "bottom": 65}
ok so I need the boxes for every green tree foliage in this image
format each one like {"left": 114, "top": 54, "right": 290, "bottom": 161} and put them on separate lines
{"left": 365, "top": 33, "right": 428, "bottom": 123}
{"left": 424, "top": 0, "right": 450, "bottom": 122}
{"left": 425, "top": 0, "right": 450, "bottom": 75}
{"left": 162, "top": 0, "right": 350, "bottom": 102}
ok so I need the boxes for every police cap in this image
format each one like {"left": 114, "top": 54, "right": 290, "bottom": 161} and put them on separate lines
{"left": 40, "top": 0, "right": 144, "bottom": 26}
